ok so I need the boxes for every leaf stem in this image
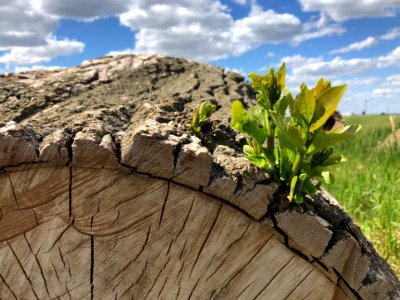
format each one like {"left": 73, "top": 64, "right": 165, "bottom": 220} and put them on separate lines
{"left": 292, "top": 153, "right": 303, "bottom": 175}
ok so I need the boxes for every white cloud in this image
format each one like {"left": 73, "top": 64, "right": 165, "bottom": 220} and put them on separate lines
{"left": 332, "top": 76, "right": 380, "bottom": 87}
{"left": 372, "top": 74, "right": 400, "bottom": 98}
{"left": 291, "top": 15, "right": 345, "bottom": 45}
{"left": 119, "top": 1, "right": 304, "bottom": 62}
{"left": 14, "top": 65, "right": 65, "bottom": 73}
{"left": 329, "top": 37, "right": 377, "bottom": 54}
{"left": 266, "top": 52, "right": 275, "bottom": 57}
{"left": 291, "top": 26, "right": 345, "bottom": 45}
{"left": 380, "top": 27, "right": 400, "bottom": 40}
{"left": 280, "top": 54, "right": 323, "bottom": 68}
{"left": 231, "top": 0, "right": 248, "bottom": 5}
{"left": 377, "top": 46, "right": 400, "bottom": 67}
{"left": 232, "top": 7, "right": 302, "bottom": 46}
{"left": 0, "top": 38, "right": 85, "bottom": 66}
{"left": 224, "top": 66, "right": 246, "bottom": 76}
{"left": 107, "top": 49, "right": 136, "bottom": 56}
{"left": 39, "top": 0, "right": 130, "bottom": 20}
{"left": 119, "top": 1, "right": 235, "bottom": 61}
{"left": 0, "top": 0, "right": 57, "bottom": 48}
{"left": 280, "top": 47, "right": 400, "bottom": 112}
{"left": 298, "top": 0, "right": 400, "bottom": 21}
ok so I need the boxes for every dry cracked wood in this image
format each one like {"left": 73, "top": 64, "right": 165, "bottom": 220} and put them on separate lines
{"left": 0, "top": 55, "right": 399, "bottom": 299}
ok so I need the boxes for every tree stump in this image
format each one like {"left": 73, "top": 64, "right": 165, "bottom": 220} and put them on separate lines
{"left": 0, "top": 55, "right": 399, "bottom": 299}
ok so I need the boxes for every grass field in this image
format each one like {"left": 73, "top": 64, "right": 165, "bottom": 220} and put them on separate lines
{"left": 323, "top": 114, "right": 400, "bottom": 276}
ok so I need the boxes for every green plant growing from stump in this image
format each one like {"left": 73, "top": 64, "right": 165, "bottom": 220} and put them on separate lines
{"left": 190, "top": 101, "right": 216, "bottom": 137}
{"left": 230, "top": 63, "right": 361, "bottom": 203}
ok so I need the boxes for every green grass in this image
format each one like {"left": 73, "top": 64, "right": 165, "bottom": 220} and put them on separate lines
{"left": 323, "top": 115, "right": 400, "bottom": 276}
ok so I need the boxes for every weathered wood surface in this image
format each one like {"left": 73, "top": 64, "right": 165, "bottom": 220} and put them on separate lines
{"left": 0, "top": 55, "right": 399, "bottom": 299}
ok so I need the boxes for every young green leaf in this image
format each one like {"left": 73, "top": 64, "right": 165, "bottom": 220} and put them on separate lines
{"left": 292, "top": 84, "right": 315, "bottom": 125}
{"left": 274, "top": 92, "right": 292, "bottom": 115}
{"left": 307, "top": 124, "right": 361, "bottom": 154}
{"left": 276, "top": 63, "right": 286, "bottom": 89}
{"left": 309, "top": 85, "right": 346, "bottom": 132}
{"left": 231, "top": 100, "right": 248, "bottom": 131}
{"left": 321, "top": 170, "right": 334, "bottom": 184}
{"left": 320, "top": 155, "right": 345, "bottom": 166}
{"left": 288, "top": 175, "right": 298, "bottom": 202}
{"left": 243, "top": 144, "right": 256, "bottom": 156}
{"left": 231, "top": 100, "right": 267, "bottom": 144}
{"left": 246, "top": 154, "right": 267, "bottom": 169}
{"left": 190, "top": 101, "right": 216, "bottom": 136}
{"left": 270, "top": 111, "right": 306, "bottom": 153}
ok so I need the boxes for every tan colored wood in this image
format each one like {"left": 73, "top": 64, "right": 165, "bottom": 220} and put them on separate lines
{"left": 276, "top": 210, "right": 333, "bottom": 258}
{"left": 0, "top": 218, "right": 91, "bottom": 300}
{"left": 0, "top": 167, "right": 344, "bottom": 299}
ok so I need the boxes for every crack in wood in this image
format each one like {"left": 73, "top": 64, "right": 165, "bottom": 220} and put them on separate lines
{"left": 113, "top": 223, "right": 152, "bottom": 293}
{"left": 301, "top": 289, "right": 314, "bottom": 300}
{"left": 189, "top": 203, "right": 223, "bottom": 279}
{"left": 24, "top": 233, "right": 51, "bottom": 298}
{"left": 252, "top": 256, "right": 295, "bottom": 300}
{"left": 158, "top": 181, "right": 170, "bottom": 228}
{"left": 51, "top": 259, "right": 61, "bottom": 284}
{"left": 47, "top": 223, "right": 73, "bottom": 253}
{"left": 0, "top": 273, "right": 18, "bottom": 300}
{"left": 157, "top": 276, "right": 168, "bottom": 299}
{"left": 188, "top": 276, "right": 202, "bottom": 300}
{"left": 237, "top": 279, "right": 256, "bottom": 299}
{"left": 120, "top": 259, "right": 148, "bottom": 298}
{"left": 226, "top": 223, "right": 251, "bottom": 253}
{"left": 144, "top": 256, "right": 171, "bottom": 299}
{"left": 7, "top": 174, "right": 20, "bottom": 209}
{"left": 284, "top": 268, "right": 313, "bottom": 299}
{"left": 58, "top": 245, "right": 66, "bottom": 267}
{"left": 7, "top": 240, "right": 40, "bottom": 300}
{"left": 68, "top": 167, "right": 72, "bottom": 218}
{"left": 217, "top": 235, "right": 274, "bottom": 295}
{"left": 90, "top": 235, "right": 94, "bottom": 300}
{"left": 205, "top": 254, "right": 230, "bottom": 282}
{"left": 166, "top": 195, "right": 195, "bottom": 256}
{"left": 179, "top": 239, "right": 187, "bottom": 262}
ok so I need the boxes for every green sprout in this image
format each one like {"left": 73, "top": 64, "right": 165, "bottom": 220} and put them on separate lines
{"left": 230, "top": 63, "right": 361, "bottom": 203}
{"left": 190, "top": 101, "right": 217, "bottom": 136}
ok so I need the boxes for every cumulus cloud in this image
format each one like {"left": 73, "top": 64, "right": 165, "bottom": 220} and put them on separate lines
{"left": 329, "top": 37, "right": 377, "bottom": 54}
{"left": 298, "top": 0, "right": 400, "bottom": 21}
{"left": 291, "top": 14, "right": 345, "bottom": 45}
{"left": 231, "top": 0, "right": 248, "bottom": 5}
{"left": 377, "top": 46, "right": 400, "bottom": 67}
{"left": 0, "top": 38, "right": 85, "bottom": 66}
{"left": 14, "top": 65, "right": 65, "bottom": 73}
{"left": 372, "top": 74, "right": 400, "bottom": 98}
{"left": 280, "top": 47, "right": 400, "bottom": 93}
{"left": 380, "top": 27, "right": 400, "bottom": 40}
{"left": 107, "top": 49, "right": 136, "bottom": 56}
{"left": 119, "top": 1, "right": 304, "bottom": 61}
{"left": 333, "top": 77, "right": 380, "bottom": 87}
{"left": 119, "top": 1, "right": 233, "bottom": 61}
{"left": 0, "top": 0, "right": 57, "bottom": 48}
{"left": 232, "top": 6, "right": 302, "bottom": 46}
{"left": 290, "top": 56, "right": 369, "bottom": 78}
{"left": 39, "top": 0, "right": 130, "bottom": 20}
{"left": 0, "top": 0, "right": 353, "bottom": 66}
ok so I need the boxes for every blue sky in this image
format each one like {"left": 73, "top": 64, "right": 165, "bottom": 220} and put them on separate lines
{"left": 1, "top": 0, "right": 400, "bottom": 114}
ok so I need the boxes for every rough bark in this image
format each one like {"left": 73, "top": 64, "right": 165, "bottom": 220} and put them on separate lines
{"left": 0, "top": 54, "right": 398, "bottom": 299}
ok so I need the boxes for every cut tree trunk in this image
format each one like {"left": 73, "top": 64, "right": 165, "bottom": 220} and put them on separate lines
{"left": 0, "top": 55, "right": 398, "bottom": 300}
